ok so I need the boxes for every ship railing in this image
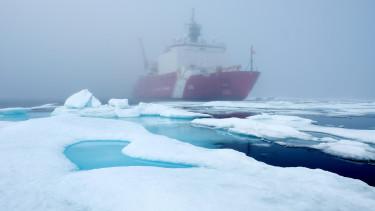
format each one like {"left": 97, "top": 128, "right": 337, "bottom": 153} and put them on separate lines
{"left": 215, "top": 65, "right": 242, "bottom": 72}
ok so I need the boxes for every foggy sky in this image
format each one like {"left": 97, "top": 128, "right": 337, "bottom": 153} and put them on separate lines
{"left": 0, "top": 0, "right": 374, "bottom": 103}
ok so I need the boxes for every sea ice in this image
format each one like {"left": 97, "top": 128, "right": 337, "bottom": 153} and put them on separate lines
{"left": 303, "top": 125, "right": 375, "bottom": 144}
{"left": 55, "top": 99, "right": 209, "bottom": 119}
{"left": 0, "top": 107, "right": 28, "bottom": 115}
{"left": 192, "top": 116, "right": 313, "bottom": 140}
{"left": 0, "top": 121, "right": 14, "bottom": 129}
{"left": 79, "top": 106, "right": 117, "bottom": 118}
{"left": 54, "top": 90, "right": 209, "bottom": 119}
{"left": 192, "top": 114, "right": 375, "bottom": 161}
{"left": 313, "top": 140, "right": 375, "bottom": 161}
{"left": 0, "top": 115, "right": 374, "bottom": 210}
{"left": 138, "top": 103, "right": 210, "bottom": 118}
{"left": 170, "top": 99, "right": 375, "bottom": 117}
{"left": 64, "top": 89, "right": 102, "bottom": 109}
{"left": 115, "top": 107, "right": 141, "bottom": 118}
{"left": 108, "top": 99, "right": 129, "bottom": 109}
{"left": 0, "top": 104, "right": 56, "bottom": 114}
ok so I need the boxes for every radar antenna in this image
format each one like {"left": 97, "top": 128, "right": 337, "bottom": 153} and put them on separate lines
{"left": 188, "top": 8, "right": 201, "bottom": 42}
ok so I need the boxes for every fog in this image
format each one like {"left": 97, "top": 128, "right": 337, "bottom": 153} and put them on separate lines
{"left": 0, "top": 0, "right": 374, "bottom": 103}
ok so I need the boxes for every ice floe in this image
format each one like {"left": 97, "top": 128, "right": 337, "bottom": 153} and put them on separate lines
{"left": 0, "top": 104, "right": 56, "bottom": 114}
{"left": 313, "top": 140, "right": 375, "bottom": 161}
{"left": 64, "top": 89, "right": 102, "bottom": 109}
{"left": 1, "top": 115, "right": 375, "bottom": 210}
{"left": 115, "top": 107, "right": 141, "bottom": 118}
{"left": 53, "top": 90, "right": 209, "bottom": 119}
{"left": 108, "top": 99, "right": 129, "bottom": 109}
{"left": 137, "top": 103, "right": 210, "bottom": 118}
{"left": 53, "top": 103, "right": 209, "bottom": 119}
{"left": 192, "top": 116, "right": 313, "bottom": 140}
{"left": 192, "top": 114, "right": 375, "bottom": 161}
{"left": 164, "top": 99, "right": 375, "bottom": 117}
{"left": 303, "top": 125, "right": 375, "bottom": 144}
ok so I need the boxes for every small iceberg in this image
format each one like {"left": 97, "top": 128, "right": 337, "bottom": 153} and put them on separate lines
{"left": 64, "top": 89, "right": 102, "bottom": 109}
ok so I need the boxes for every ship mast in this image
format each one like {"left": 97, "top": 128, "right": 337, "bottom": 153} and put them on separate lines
{"left": 188, "top": 8, "right": 201, "bottom": 43}
{"left": 250, "top": 45, "right": 255, "bottom": 71}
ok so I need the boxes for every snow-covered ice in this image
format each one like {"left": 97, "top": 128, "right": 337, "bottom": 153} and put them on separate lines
{"left": 108, "top": 98, "right": 129, "bottom": 109}
{"left": 0, "top": 104, "right": 56, "bottom": 114}
{"left": 163, "top": 99, "right": 375, "bottom": 117}
{"left": 137, "top": 103, "right": 210, "bottom": 118}
{"left": 205, "top": 100, "right": 375, "bottom": 116}
{"left": 54, "top": 101, "right": 209, "bottom": 119}
{"left": 303, "top": 125, "right": 375, "bottom": 144}
{"left": 79, "top": 106, "right": 118, "bottom": 118}
{"left": 313, "top": 140, "right": 375, "bottom": 161}
{"left": 0, "top": 121, "right": 14, "bottom": 129}
{"left": 54, "top": 89, "right": 210, "bottom": 119}
{"left": 53, "top": 90, "right": 209, "bottom": 119}
{"left": 216, "top": 117, "right": 309, "bottom": 140}
{"left": 115, "top": 107, "right": 141, "bottom": 118}
{"left": 192, "top": 115, "right": 313, "bottom": 140}
{"left": 3, "top": 92, "right": 375, "bottom": 210}
{"left": 1, "top": 115, "right": 375, "bottom": 210}
{"left": 64, "top": 89, "right": 102, "bottom": 109}
{"left": 192, "top": 114, "right": 375, "bottom": 161}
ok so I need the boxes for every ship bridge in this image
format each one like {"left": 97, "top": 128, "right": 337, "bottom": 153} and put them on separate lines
{"left": 157, "top": 10, "right": 228, "bottom": 74}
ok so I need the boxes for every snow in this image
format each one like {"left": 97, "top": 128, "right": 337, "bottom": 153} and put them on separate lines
{"left": 52, "top": 90, "right": 209, "bottom": 119}
{"left": 0, "top": 121, "right": 14, "bottom": 129}
{"left": 108, "top": 99, "right": 129, "bottom": 109}
{"left": 313, "top": 140, "right": 375, "bottom": 161}
{"left": 64, "top": 89, "right": 102, "bottom": 109}
{"left": 303, "top": 125, "right": 375, "bottom": 144}
{"left": 54, "top": 102, "right": 209, "bottom": 119}
{"left": 1, "top": 115, "right": 375, "bottom": 210}
{"left": 244, "top": 114, "right": 375, "bottom": 144}
{"left": 164, "top": 99, "right": 375, "bottom": 117}
{"left": 192, "top": 114, "right": 375, "bottom": 160}
{"left": 137, "top": 103, "right": 210, "bottom": 118}
{"left": 192, "top": 116, "right": 313, "bottom": 140}
{"left": 115, "top": 107, "right": 141, "bottom": 118}
{"left": 79, "top": 106, "right": 117, "bottom": 118}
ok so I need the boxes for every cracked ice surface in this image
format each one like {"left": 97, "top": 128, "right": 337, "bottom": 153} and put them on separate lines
{"left": 192, "top": 114, "right": 375, "bottom": 161}
{"left": 0, "top": 116, "right": 375, "bottom": 210}
{"left": 162, "top": 99, "right": 375, "bottom": 117}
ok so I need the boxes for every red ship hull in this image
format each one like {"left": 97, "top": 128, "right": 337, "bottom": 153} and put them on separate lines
{"left": 133, "top": 71, "right": 259, "bottom": 101}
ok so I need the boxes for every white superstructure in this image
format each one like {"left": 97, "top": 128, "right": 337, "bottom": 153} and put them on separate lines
{"left": 157, "top": 9, "right": 228, "bottom": 74}
{"left": 158, "top": 42, "right": 227, "bottom": 74}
